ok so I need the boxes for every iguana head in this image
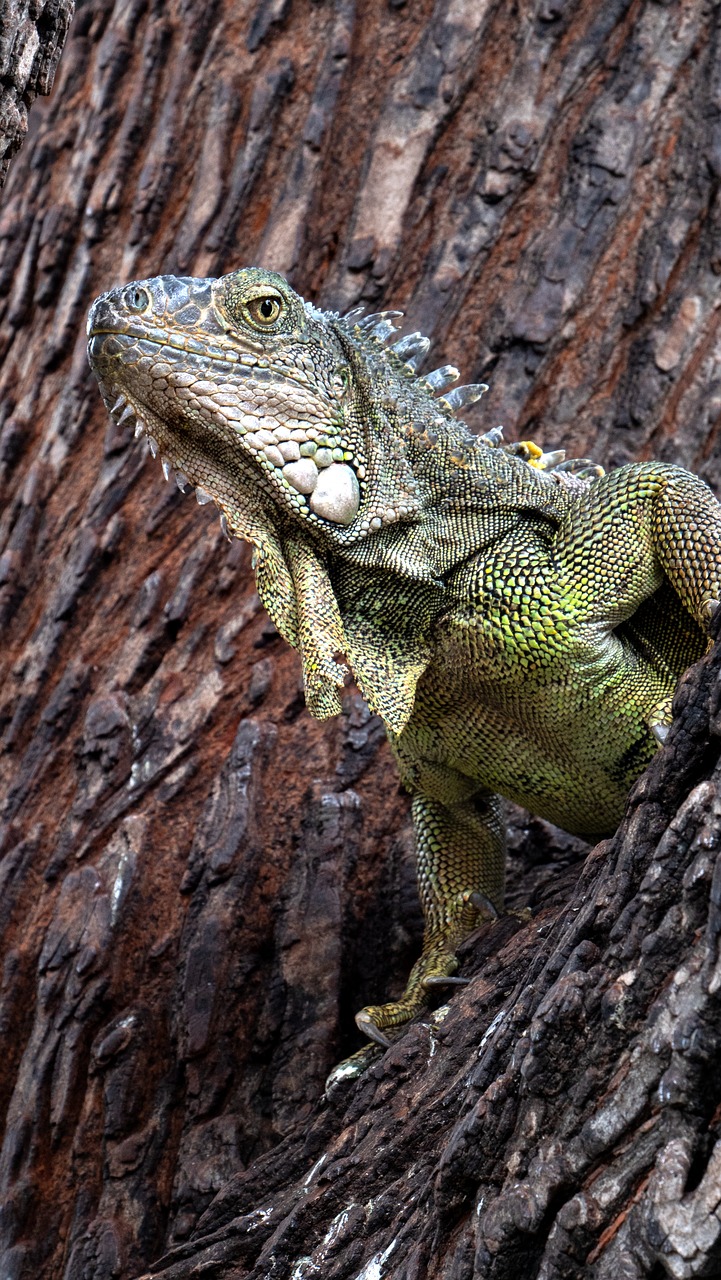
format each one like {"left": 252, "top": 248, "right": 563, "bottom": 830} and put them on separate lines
{"left": 88, "top": 265, "right": 600, "bottom": 554}
{"left": 88, "top": 269, "right": 355, "bottom": 537}
{"left": 89, "top": 270, "right": 445, "bottom": 545}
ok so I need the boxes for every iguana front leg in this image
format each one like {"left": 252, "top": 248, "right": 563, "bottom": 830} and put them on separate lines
{"left": 355, "top": 787, "right": 506, "bottom": 1045}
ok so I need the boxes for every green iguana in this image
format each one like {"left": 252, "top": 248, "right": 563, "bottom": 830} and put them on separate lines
{"left": 87, "top": 267, "right": 721, "bottom": 1053}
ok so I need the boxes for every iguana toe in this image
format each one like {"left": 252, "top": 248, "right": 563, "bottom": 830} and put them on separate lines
{"left": 354, "top": 1009, "right": 393, "bottom": 1048}
{"left": 325, "top": 1042, "right": 383, "bottom": 1093}
{"left": 423, "top": 974, "right": 470, "bottom": 987}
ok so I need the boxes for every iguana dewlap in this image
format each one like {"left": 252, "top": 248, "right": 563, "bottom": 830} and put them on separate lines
{"left": 87, "top": 267, "right": 721, "bottom": 1047}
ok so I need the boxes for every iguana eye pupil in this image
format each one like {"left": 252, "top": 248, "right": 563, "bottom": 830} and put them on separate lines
{"left": 247, "top": 295, "right": 281, "bottom": 325}
{"left": 125, "top": 286, "right": 149, "bottom": 313}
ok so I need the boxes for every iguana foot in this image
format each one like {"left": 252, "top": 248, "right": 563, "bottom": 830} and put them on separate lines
{"left": 339, "top": 899, "right": 529, "bottom": 1068}
{"left": 353, "top": 888, "right": 502, "bottom": 1045}
{"left": 354, "top": 944, "right": 465, "bottom": 1045}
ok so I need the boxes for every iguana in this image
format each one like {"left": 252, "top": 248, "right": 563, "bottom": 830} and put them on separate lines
{"left": 87, "top": 267, "right": 721, "bottom": 1052}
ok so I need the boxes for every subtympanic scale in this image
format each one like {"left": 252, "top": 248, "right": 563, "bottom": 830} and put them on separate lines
{"left": 309, "top": 463, "right": 360, "bottom": 525}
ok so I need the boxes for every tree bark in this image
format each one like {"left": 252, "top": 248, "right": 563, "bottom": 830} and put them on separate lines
{"left": 0, "top": 0, "right": 75, "bottom": 185}
{"left": 1, "top": 1, "right": 721, "bottom": 1277}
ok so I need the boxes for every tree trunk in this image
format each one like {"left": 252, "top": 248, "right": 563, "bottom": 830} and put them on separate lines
{"left": 1, "top": 1, "right": 721, "bottom": 1277}
{"left": 0, "top": 0, "right": 75, "bottom": 186}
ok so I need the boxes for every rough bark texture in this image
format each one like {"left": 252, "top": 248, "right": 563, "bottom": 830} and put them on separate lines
{"left": 1, "top": 1, "right": 721, "bottom": 1277}
{"left": 0, "top": 0, "right": 75, "bottom": 185}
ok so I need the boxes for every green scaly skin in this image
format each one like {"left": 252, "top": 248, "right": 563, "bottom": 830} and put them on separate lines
{"left": 87, "top": 267, "right": 721, "bottom": 1055}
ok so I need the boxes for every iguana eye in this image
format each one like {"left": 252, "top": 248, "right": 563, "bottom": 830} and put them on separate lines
{"left": 246, "top": 295, "right": 282, "bottom": 326}
{"left": 125, "top": 286, "right": 150, "bottom": 313}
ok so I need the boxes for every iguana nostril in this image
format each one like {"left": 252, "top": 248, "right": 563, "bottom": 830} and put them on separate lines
{"left": 124, "top": 286, "right": 150, "bottom": 313}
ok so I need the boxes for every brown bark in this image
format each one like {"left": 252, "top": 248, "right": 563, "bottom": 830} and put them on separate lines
{"left": 1, "top": 1, "right": 721, "bottom": 1277}
{"left": 0, "top": 0, "right": 75, "bottom": 185}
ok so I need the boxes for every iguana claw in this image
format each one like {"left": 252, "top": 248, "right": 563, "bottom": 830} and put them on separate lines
{"left": 467, "top": 890, "right": 499, "bottom": 918}
{"left": 650, "top": 721, "right": 670, "bottom": 744}
{"left": 423, "top": 974, "right": 470, "bottom": 987}
{"left": 354, "top": 1010, "right": 392, "bottom": 1048}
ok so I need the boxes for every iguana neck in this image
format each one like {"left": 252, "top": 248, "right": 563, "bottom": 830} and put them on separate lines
{"left": 262, "top": 440, "right": 572, "bottom": 734}
{"left": 334, "top": 429, "right": 571, "bottom": 585}
{"left": 324, "top": 320, "right": 574, "bottom": 586}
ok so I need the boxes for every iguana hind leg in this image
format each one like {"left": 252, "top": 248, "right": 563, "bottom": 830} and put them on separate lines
{"left": 355, "top": 791, "right": 506, "bottom": 1044}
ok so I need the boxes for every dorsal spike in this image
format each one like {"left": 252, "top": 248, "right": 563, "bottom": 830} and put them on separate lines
{"left": 391, "top": 332, "right": 430, "bottom": 360}
{"left": 303, "top": 300, "right": 326, "bottom": 322}
{"left": 443, "top": 383, "right": 489, "bottom": 410}
{"left": 355, "top": 310, "right": 404, "bottom": 332}
{"left": 370, "top": 319, "right": 401, "bottom": 342}
{"left": 555, "top": 457, "right": 605, "bottom": 477}
{"left": 421, "top": 365, "right": 460, "bottom": 393}
{"left": 480, "top": 426, "right": 504, "bottom": 447}
{"left": 343, "top": 305, "right": 366, "bottom": 321}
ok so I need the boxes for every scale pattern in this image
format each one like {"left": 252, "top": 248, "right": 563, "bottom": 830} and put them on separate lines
{"left": 86, "top": 267, "right": 721, "bottom": 1046}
